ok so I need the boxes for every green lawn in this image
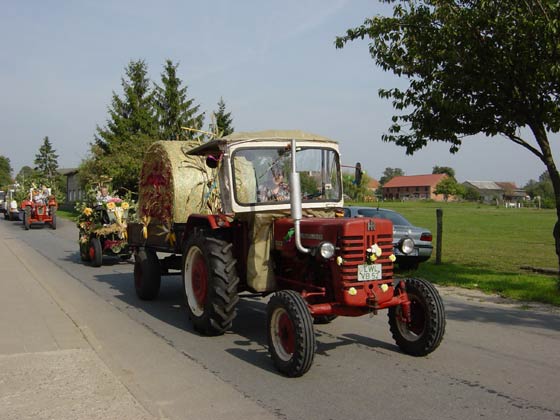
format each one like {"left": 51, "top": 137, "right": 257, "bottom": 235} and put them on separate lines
{"left": 352, "top": 200, "right": 560, "bottom": 306}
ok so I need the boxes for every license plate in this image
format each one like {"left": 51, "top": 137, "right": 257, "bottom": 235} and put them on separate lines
{"left": 357, "top": 264, "right": 382, "bottom": 281}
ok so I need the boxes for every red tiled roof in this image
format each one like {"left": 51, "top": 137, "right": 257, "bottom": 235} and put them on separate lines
{"left": 383, "top": 174, "right": 447, "bottom": 188}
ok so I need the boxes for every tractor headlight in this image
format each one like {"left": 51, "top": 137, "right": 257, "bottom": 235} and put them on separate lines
{"left": 399, "top": 238, "right": 415, "bottom": 255}
{"left": 319, "top": 242, "right": 335, "bottom": 259}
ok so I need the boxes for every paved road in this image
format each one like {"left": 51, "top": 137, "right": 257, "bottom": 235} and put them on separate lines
{"left": 2, "top": 217, "right": 559, "bottom": 420}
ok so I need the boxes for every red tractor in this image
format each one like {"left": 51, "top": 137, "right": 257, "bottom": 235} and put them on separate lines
{"left": 21, "top": 188, "right": 57, "bottom": 230}
{"left": 127, "top": 131, "right": 445, "bottom": 377}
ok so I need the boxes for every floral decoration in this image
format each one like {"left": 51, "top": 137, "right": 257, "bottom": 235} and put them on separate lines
{"left": 366, "top": 244, "right": 383, "bottom": 265}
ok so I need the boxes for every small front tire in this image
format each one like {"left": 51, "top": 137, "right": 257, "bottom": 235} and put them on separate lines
{"left": 388, "top": 277, "right": 445, "bottom": 356}
{"left": 267, "top": 290, "right": 315, "bottom": 377}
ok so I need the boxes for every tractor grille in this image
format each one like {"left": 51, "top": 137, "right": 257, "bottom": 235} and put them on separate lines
{"left": 339, "top": 225, "right": 393, "bottom": 282}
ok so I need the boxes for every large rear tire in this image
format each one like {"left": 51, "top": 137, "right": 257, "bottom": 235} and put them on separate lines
{"left": 267, "top": 290, "right": 315, "bottom": 377}
{"left": 89, "top": 237, "right": 103, "bottom": 267}
{"left": 49, "top": 206, "right": 57, "bottom": 229}
{"left": 182, "top": 233, "right": 239, "bottom": 336}
{"left": 388, "top": 278, "right": 445, "bottom": 356}
{"left": 24, "top": 207, "right": 31, "bottom": 230}
{"left": 134, "top": 249, "right": 161, "bottom": 300}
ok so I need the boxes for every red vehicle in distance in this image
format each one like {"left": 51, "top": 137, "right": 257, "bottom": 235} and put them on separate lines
{"left": 21, "top": 187, "right": 58, "bottom": 230}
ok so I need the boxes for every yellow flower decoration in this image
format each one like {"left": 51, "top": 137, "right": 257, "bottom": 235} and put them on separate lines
{"left": 369, "top": 254, "right": 377, "bottom": 262}
{"left": 83, "top": 207, "right": 93, "bottom": 216}
{"left": 336, "top": 256, "right": 344, "bottom": 266}
{"left": 371, "top": 244, "right": 382, "bottom": 257}
{"left": 106, "top": 202, "right": 116, "bottom": 210}
{"left": 380, "top": 284, "right": 389, "bottom": 292}
{"left": 121, "top": 202, "right": 130, "bottom": 210}
{"left": 389, "top": 254, "right": 396, "bottom": 262}
{"left": 348, "top": 287, "right": 357, "bottom": 296}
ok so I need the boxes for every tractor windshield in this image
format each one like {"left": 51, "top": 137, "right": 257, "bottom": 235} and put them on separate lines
{"left": 232, "top": 146, "right": 341, "bottom": 206}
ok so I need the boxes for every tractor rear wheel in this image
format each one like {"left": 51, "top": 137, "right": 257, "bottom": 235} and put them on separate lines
{"left": 182, "top": 233, "right": 239, "bottom": 336}
{"left": 24, "top": 207, "right": 31, "bottom": 230}
{"left": 89, "top": 237, "right": 103, "bottom": 267}
{"left": 388, "top": 277, "right": 445, "bottom": 356}
{"left": 267, "top": 290, "right": 315, "bottom": 377}
{"left": 49, "top": 206, "right": 57, "bottom": 229}
{"left": 134, "top": 249, "right": 161, "bottom": 300}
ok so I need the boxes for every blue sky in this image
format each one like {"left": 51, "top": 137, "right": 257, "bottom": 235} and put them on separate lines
{"left": 1, "top": 0, "right": 557, "bottom": 186}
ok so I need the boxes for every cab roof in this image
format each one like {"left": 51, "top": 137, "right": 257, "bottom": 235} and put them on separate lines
{"left": 186, "top": 129, "right": 337, "bottom": 156}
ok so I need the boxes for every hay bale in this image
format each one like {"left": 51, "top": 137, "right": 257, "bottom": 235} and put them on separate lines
{"left": 138, "top": 141, "right": 217, "bottom": 224}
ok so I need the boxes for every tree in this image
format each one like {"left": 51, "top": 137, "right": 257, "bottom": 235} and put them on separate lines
{"left": 343, "top": 171, "right": 374, "bottom": 201}
{"left": 463, "top": 185, "right": 481, "bottom": 202}
{"left": 0, "top": 155, "right": 13, "bottom": 186}
{"left": 96, "top": 59, "right": 157, "bottom": 150}
{"left": 210, "top": 97, "right": 234, "bottom": 137}
{"left": 434, "top": 176, "right": 463, "bottom": 202}
{"left": 432, "top": 166, "right": 456, "bottom": 180}
{"left": 34, "top": 137, "right": 59, "bottom": 183}
{"left": 88, "top": 59, "right": 159, "bottom": 193}
{"left": 336, "top": 1, "right": 560, "bottom": 272}
{"left": 525, "top": 171, "right": 555, "bottom": 208}
{"left": 379, "top": 167, "right": 404, "bottom": 186}
{"left": 153, "top": 59, "right": 205, "bottom": 140}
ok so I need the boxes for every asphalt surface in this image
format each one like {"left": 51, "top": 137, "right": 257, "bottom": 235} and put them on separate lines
{"left": 1, "top": 216, "right": 559, "bottom": 420}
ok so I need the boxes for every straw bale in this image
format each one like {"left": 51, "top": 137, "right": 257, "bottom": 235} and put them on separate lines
{"left": 139, "top": 141, "right": 217, "bottom": 224}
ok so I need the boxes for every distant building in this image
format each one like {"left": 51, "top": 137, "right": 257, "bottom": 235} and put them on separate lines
{"left": 462, "top": 180, "right": 526, "bottom": 205}
{"left": 59, "top": 168, "right": 84, "bottom": 204}
{"left": 382, "top": 174, "right": 448, "bottom": 201}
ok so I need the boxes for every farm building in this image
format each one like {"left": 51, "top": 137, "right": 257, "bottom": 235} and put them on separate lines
{"left": 462, "top": 180, "right": 526, "bottom": 205}
{"left": 382, "top": 174, "right": 449, "bottom": 201}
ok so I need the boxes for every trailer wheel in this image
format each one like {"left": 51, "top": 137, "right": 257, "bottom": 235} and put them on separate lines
{"left": 182, "top": 233, "right": 239, "bottom": 336}
{"left": 89, "top": 237, "right": 103, "bottom": 267}
{"left": 134, "top": 249, "right": 161, "bottom": 300}
{"left": 24, "top": 207, "right": 31, "bottom": 230}
{"left": 388, "top": 277, "right": 445, "bottom": 356}
{"left": 267, "top": 290, "right": 315, "bottom": 377}
{"left": 49, "top": 206, "right": 57, "bottom": 229}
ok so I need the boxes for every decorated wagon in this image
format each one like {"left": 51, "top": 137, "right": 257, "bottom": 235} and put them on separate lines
{"left": 77, "top": 197, "right": 132, "bottom": 267}
{"left": 127, "top": 131, "right": 446, "bottom": 377}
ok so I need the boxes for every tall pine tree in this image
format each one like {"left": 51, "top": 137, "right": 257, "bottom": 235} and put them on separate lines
{"left": 96, "top": 59, "right": 157, "bottom": 150}
{"left": 210, "top": 97, "right": 234, "bottom": 136}
{"left": 153, "top": 59, "right": 205, "bottom": 140}
{"left": 34, "top": 137, "right": 59, "bottom": 183}
{"left": 87, "top": 59, "right": 158, "bottom": 193}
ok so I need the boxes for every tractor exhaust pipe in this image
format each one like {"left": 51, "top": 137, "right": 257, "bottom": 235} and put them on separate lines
{"left": 289, "top": 138, "right": 310, "bottom": 254}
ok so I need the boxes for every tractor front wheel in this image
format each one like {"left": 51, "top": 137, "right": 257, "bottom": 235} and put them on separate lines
{"left": 134, "top": 249, "right": 161, "bottom": 300}
{"left": 182, "top": 233, "right": 239, "bottom": 336}
{"left": 89, "top": 237, "right": 103, "bottom": 267}
{"left": 267, "top": 290, "right": 315, "bottom": 377}
{"left": 388, "top": 277, "right": 445, "bottom": 356}
{"left": 79, "top": 233, "right": 90, "bottom": 262}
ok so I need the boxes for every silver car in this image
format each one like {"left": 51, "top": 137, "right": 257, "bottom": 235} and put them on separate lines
{"left": 343, "top": 206, "right": 433, "bottom": 270}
